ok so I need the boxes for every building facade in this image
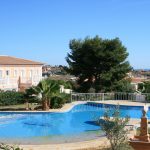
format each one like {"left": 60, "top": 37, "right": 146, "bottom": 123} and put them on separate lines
{"left": 0, "top": 56, "right": 44, "bottom": 91}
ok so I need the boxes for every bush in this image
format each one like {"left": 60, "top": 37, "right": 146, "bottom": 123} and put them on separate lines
{"left": 0, "top": 91, "right": 24, "bottom": 106}
{"left": 60, "top": 93, "right": 71, "bottom": 103}
{"left": 0, "top": 143, "right": 23, "bottom": 150}
{"left": 145, "top": 95, "right": 150, "bottom": 102}
{"left": 50, "top": 96, "right": 64, "bottom": 109}
{"left": 99, "top": 106, "right": 133, "bottom": 150}
{"left": 50, "top": 93, "right": 70, "bottom": 109}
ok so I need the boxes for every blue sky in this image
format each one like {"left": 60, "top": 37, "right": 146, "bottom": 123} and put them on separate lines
{"left": 0, "top": 0, "right": 150, "bottom": 69}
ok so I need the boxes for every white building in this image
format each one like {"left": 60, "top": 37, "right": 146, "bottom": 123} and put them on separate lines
{"left": 0, "top": 55, "right": 44, "bottom": 91}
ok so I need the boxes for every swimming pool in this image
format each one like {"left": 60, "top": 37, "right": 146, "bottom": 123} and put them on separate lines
{"left": 0, "top": 103, "right": 147, "bottom": 144}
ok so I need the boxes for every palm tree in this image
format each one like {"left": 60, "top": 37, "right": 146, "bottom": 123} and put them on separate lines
{"left": 31, "top": 79, "right": 60, "bottom": 110}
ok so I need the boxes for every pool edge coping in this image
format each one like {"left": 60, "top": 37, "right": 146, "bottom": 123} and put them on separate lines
{"left": 0, "top": 100, "right": 149, "bottom": 113}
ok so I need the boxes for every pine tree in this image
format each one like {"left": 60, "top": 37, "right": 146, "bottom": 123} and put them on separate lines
{"left": 66, "top": 36, "right": 132, "bottom": 92}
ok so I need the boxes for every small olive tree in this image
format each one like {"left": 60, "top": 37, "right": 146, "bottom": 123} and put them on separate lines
{"left": 99, "top": 106, "right": 133, "bottom": 150}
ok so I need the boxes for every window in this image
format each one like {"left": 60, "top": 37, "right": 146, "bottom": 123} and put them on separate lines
{"left": 36, "top": 70, "right": 39, "bottom": 75}
{"left": 6, "top": 70, "right": 10, "bottom": 76}
{"left": 21, "top": 70, "right": 25, "bottom": 77}
{"left": 14, "top": 70, "right": 17, "bottom": 77}
{"left": 29, "top": 70, "right": 33, "bottom": 78}
{"left": 0, "top": 70, "right": 2, "bottom": 78}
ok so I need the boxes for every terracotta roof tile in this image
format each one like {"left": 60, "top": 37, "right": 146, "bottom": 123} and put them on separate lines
{"left": 131, "top": 78, "right": 144, "bottom": 83}
{"left": 0, "top": 56, "right": 44, "bottom": 65}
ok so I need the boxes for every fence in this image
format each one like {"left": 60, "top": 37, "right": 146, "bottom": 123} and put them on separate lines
{"left": 71, "top": 92, "right": 150, "bottom": 102}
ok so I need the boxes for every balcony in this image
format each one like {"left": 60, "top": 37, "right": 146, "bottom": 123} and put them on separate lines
{"left": 0, "top": 76, "right": 42, "bottom": 91}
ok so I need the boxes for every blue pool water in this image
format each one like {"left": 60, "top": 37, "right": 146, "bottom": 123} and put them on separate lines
{"left": 0, "top": 103, "right": 148, "bottom": 143}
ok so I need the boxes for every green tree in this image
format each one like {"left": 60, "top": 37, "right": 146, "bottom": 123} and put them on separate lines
{"left": 66, "top": 36, "right": 131, "bottom": 92}
{"left": 113, "top": 79, "right": 134, "bottom": 93}
{"left": 140, "top": 81, "right": 150, "bottom": 93}
{"left": 56, "top": 80, "right": 73, "bottom": 89}
{"left": 138, "top": 82, "right": 150, "bottom": 102}
{"left": 99, "top": 107, "right": 133, "bottom": 150}
{"left": 138, "top": 83, "right": 144, "bottom": 92}
{"left": 30, "top": 79, "right": 60, "bottom": 110}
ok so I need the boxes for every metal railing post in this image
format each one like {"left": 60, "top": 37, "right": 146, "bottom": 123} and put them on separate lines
{"left": 102, "top": 93, "right": 104, "bottom": 101}
{"left": 70, "top": 92, "right": 72, "bottom": 103}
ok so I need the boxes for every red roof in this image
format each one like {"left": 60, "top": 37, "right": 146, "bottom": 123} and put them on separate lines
{"left": 0, "top": 56, "right": 44, "bottom": 65}
{"left": 131, "top": 78, "right": 143, "bottom": 83}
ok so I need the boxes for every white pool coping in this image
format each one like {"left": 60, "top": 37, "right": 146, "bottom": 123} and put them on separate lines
{"left": 0, "top": 100, "right": 149, "bottom": 113}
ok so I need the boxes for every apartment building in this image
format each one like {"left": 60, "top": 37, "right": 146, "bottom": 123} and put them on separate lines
{"left": 0, "top": 55, "right": 44, "bottom": 91}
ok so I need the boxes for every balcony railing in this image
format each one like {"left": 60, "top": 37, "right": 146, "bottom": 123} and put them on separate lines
{"left": 0, "top": 76, "right": 42, "bottom": 90}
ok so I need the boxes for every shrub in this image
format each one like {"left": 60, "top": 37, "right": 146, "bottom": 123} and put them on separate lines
{"left": 50, "top": 96, "right": 64, "bottom": 109}
{"left": 0, "top": 143, "right": 23, "bottom": 150}
{"left": 145, "top": 95, "right": 150, "bottom": 102}
{"left": 99, "top": 106, "right": 133, "bottom": 150}
{"left": 0, "top": 91, "right": 24, "bottom": 106}
{"left": 50, "top": 93, "right": 70, "bottom": 109}
{"left": 60, "top": 93, "right": 71, "bottom": 103}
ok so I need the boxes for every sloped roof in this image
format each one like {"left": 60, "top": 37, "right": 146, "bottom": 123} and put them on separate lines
{"left": 131, "top": 78, "right": 144, "bottom": 83}
{"left": 0, "top": 56, "right": 44, "bottom": 65}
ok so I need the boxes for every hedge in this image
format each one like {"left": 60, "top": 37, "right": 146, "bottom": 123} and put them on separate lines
{"left": 0, "top": 90, "right": 25, "bottom": 106}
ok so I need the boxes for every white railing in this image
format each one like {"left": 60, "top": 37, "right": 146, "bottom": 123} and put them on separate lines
{"left": 0, "top": 78, "right": 18, "bottom": 85}
{"left": 71, "top": 92, "right": 150, "bottom": 102}
{"left": 0, "top": 76, "right": 42, "bottom": 90}
{"left": 0, "top": 78, "right": 18, "bottom": 89}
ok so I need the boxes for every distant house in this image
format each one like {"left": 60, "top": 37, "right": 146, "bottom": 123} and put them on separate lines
{"left": 60, "top": 85, "right": 72, "bottom": 94}
{"left": 0, "top": 55, "right": 44, "bottom": 91}
{"left": 131, "top": 78, "right": 144, "bottom": 91}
